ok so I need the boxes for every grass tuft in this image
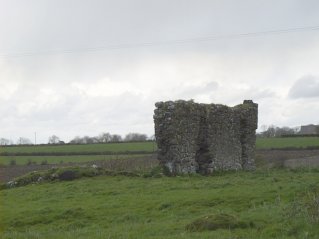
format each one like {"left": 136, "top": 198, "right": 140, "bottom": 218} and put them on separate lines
{"left": 185, "top": 213, "right": 251, "bottom": 232}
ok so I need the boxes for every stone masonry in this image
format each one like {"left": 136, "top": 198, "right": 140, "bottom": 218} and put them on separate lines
{"left": 154, "top": 100, "right": 258, "bottom": 174}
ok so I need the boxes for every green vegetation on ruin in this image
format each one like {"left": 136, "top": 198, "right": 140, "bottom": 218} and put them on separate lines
{"left": 1, "top": 169, "right": 318, "bottom": 238}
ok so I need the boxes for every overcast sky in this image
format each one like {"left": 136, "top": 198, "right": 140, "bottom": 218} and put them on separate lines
{"left": 1, "top": 0, "right": 319, "bottom": 144}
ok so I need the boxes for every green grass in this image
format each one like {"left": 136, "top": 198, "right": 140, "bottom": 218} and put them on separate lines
{"left": 1, "top": 169, "right": 319, "bottom": 238}
{"left": 1, "top": 137, "right": 318, "bottom": 156}
{"left": 0, "top": 142, "right": 157, "bottom": 155}
{"left": 0, "top": 138, "right": 318, "bottom": 166}
{"left": 256, "top": 137, "right": 319, "bottom": 149}
{"left": 0, "top": 154, "right": 150, "bottom": 166}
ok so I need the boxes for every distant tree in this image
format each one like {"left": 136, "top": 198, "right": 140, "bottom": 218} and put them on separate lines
{"left": 69, "top": 135, "right": 99, "bottom": 144}
{"left": 91, "top": 137, "right": 100, "bottom": 143}
{"left": 69, "top": 133, "right": 123, "bottom": 144}
{"left": 17, "top": 137, "right": 32, "bottom": 145}
{"left": 98, "top": 132, "right": 112, "bottom": 143}
{"left": 260, "top": 125, "right": 268, "bottom": 132}
{"left": 48, "top": 135, "right": 61, "bottom": 144}
{"left": 293, "top": 126, "right": 301, "bottom": 134}
{"left": 148, "top": 134, "right": 156, "bottom": 141}
{"left": 275, "top": 126, "right": 295, "bottom": 137}
{"left": 263, "top": 125, "right": 276, "bottom": 138}
{"left": 124, "top": 133, "right": 148, "bottom": 142}
{"left": 259, "top": 125, "right": 298, "bottom": 137}
{"left": 69, "top": 136, "right": 82, "bottom": 144}
{"left": 110, "top": 134, "right": 122, "bottom": 142}
{"left": 0, "top": 138, "right": 12, "bottom": 145}
{"left": 82, "top": 136, "right": 96, "bottom": 144}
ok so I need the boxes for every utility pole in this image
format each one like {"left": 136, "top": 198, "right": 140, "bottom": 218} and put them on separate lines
{"left": 34, "top": 132, "right": 37, "bottom": 145}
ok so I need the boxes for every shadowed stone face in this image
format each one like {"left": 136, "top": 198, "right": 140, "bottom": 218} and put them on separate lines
{"left": 154, "top": 100, "right": 258, "bottom": 175}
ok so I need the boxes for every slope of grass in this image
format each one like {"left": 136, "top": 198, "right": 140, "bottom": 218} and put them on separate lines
{"left": 1, "top": 169, "right": 318, "bottom": 238}
{"left": 256, "top": 137, "right": 319, "bottom": 149}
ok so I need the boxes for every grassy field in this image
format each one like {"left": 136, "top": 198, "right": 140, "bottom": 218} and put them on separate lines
{"left": 0, "top": 142, "right": 157, "bottom": 155}
{"left": 0, "top": 138, "right": 318, "bottom": 166}
{"left": 256, "top": 137, "right": 319, "bottom": 149}
{"left": 1, "top": 138, "right": 319, "bottom": 238}
{"left": 0, "top": 137, "right": 318, "bottom": 156}
{"left": 0, "top": 154, "right": 150, "bottom": 166}
{"left": 1, "top": 169, "right": 318, "bottom": 238}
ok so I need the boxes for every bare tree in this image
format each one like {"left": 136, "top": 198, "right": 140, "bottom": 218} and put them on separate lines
{"left": 48, "top": 135, "right": 61, "bottom": 144}
{"left": 110, "top": 134, "right": 122, "bottom": 142}
{"left": 148, "top": 134, "right": 156, "bottom": 141}
{"left": 69, "top": 133, "right": 123, "bottom": 144}
{"left": 124, "top": 133, "right": 148, "bottom": 142}
{"left": 260, "top": 125, "right": 276, "bottom": 138}
{"left": 275, "top": 126, "right": 295, "bottom": 137}
{"left": 82, "top": 136, "right": 96, "bottom": 144}
{"left": 260, "top": 125, "right": 268, "bottom": 132}
{"left": 17, "top": 137, "right": 33, "bottom": 145}
{"left": 69, "top": 135, "right": 99, "bottom": 144}
{"left": 0, "top": 138, "right": 12, "bottom": 145}
{"left": 69, "top": 136, "right": 82, "bottom": 144}
{"left": 98, "top": 132, "right": 112, "bottom": 143}
{"left": 259, "top": 125, "right": 299, "bottom": 137}
{"left": 293, "top": 126, "right": 301, "bottom": 134}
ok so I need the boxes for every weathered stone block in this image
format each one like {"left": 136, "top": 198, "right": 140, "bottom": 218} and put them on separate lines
{"left": 154, "top": 100, "right": 258, "bottom": 175}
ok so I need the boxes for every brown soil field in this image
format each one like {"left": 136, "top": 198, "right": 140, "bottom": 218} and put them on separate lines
{"left": 0, "top": 155, "right": 158, "bottom": 183}
{"left": 1, "top": 149, "right": 319, "bottom": 183}
{"left": 255, "top": 149, "right": 319, "bottom": 168}
{"left": 284, "top": 156, "right": 319, "bottom": 168}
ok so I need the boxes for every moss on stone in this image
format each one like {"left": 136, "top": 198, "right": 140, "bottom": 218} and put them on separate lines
{"left": 154, "top": 100, "right": 258, "bottom": 174}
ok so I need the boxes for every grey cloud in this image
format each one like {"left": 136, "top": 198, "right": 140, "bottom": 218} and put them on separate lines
{"left": 1, "top": 1, "right": 319, "bottom": 143}
{"left": 1, "top": 0, "right": 319, "bottom": 55}
{"left": 289, "top": 75, "right": 319, "bottom": 99}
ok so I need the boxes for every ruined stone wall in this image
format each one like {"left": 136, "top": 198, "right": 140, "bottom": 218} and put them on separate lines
{"left": 154, "top": 100, "right": 258, "bottom": 174}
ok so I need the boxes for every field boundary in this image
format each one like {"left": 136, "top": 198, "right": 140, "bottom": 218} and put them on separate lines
{"left": 0, "top": 150, "right": 154, "bottom": 156}
{"left": 261, "top": 146, "right": 319, "bottom": 150}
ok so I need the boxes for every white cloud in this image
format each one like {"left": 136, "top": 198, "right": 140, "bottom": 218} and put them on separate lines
{"left": 71, "top": 78, "right": 143, "bottom": 97}
{"left": 288, "top": 75, "right": 319, "bottom": 99}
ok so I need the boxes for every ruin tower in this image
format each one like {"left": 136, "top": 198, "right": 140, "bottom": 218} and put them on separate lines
{"left": 153, "top": 100, "right": 258, "bottom": 174}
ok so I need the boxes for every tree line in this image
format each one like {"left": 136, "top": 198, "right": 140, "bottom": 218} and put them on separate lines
{"left": 68, "top": 132, "right": 151, "bottom": 144}
{"left": 257, "top": 125, "right": 319, "bottom": 138}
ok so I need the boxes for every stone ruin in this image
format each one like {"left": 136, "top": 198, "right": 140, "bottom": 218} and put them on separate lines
{"left": 154, "top": 100, "right": 258, "bottom": 174}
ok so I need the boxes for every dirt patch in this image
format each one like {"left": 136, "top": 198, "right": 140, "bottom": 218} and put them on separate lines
{"left": 284, "top": 156, "right": 319, "bottom": 169}
{"left": 1, "top": 150, "right": 319, "bottom": 183}
{"left": 0, "top": 155, "right": 158, "bottom": 183}
{"left": 0, "top": 164, "right": 54, "bottom": 183}
{"left": 255, "top": 149, "right": 319, "bottom": 168}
